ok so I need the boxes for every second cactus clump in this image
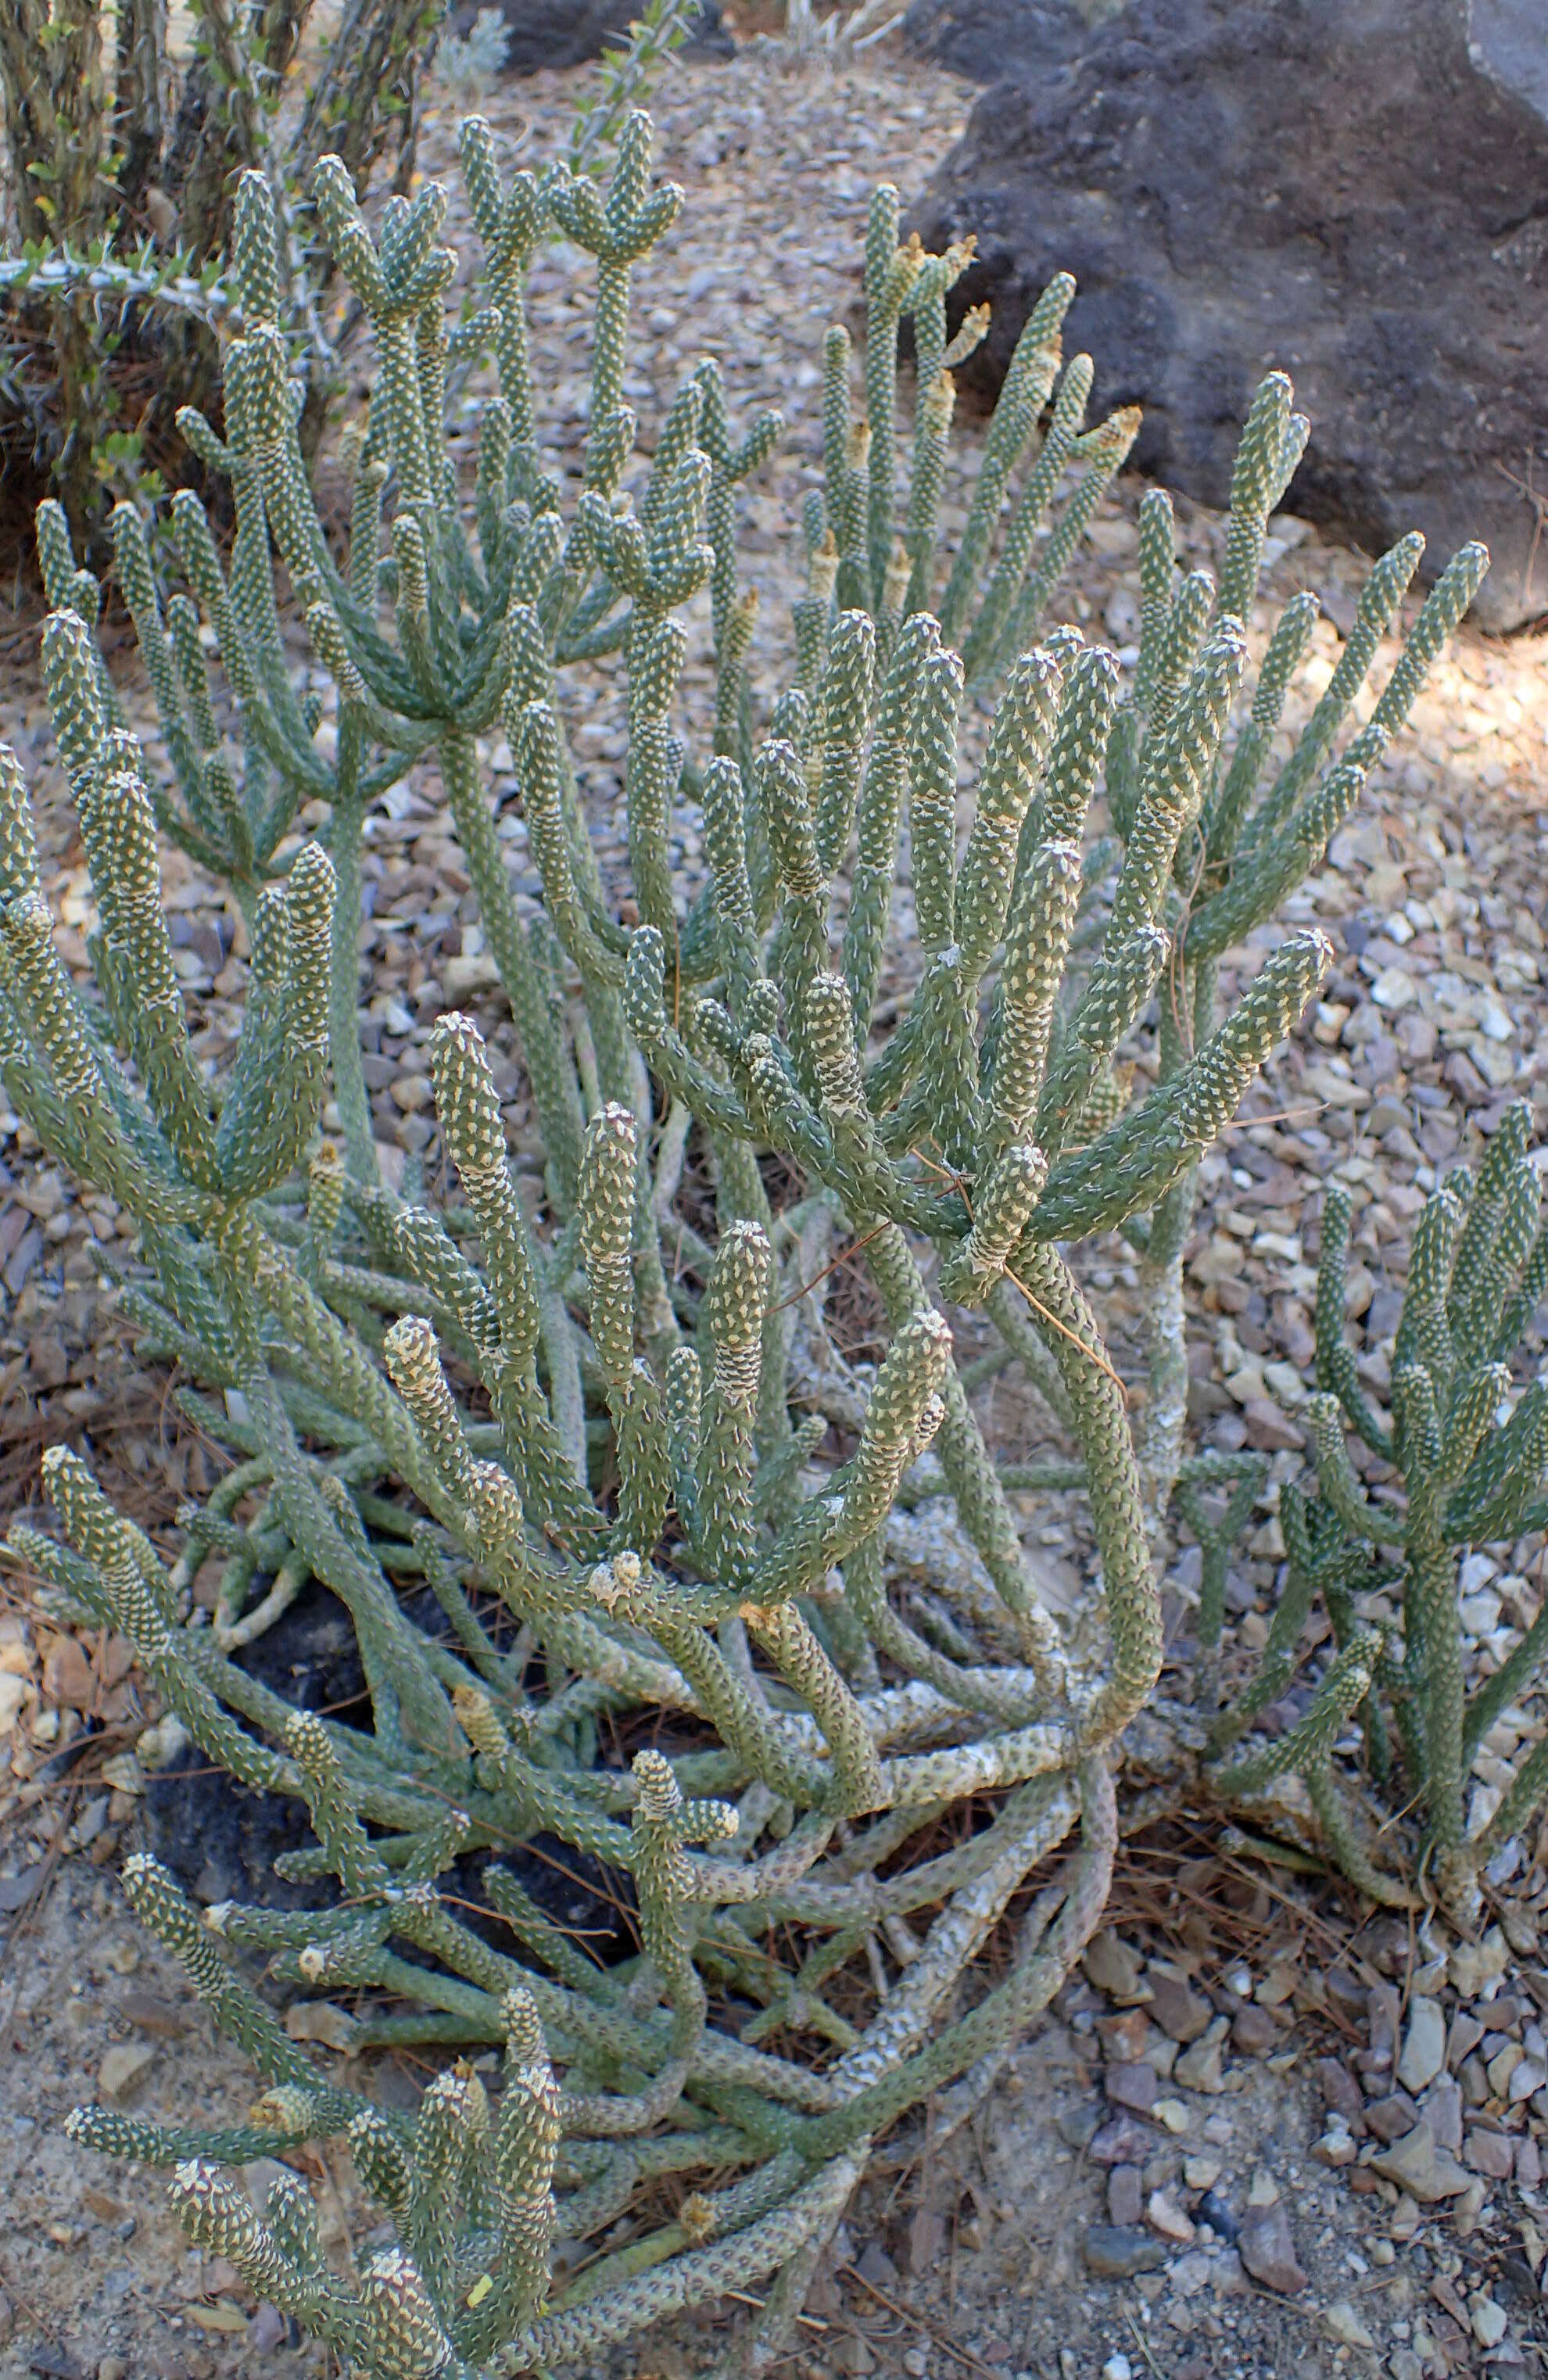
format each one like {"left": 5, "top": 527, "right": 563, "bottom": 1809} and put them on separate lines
{"left": 1199, "top": 1101, "right": 1548, "bottom": 1929}
{"left": 0, "top": 105, "right": 1487, "bottom": 2378}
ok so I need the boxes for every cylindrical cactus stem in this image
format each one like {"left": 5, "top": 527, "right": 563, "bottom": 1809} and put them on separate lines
{"left": 952, "top": 646, "right": 1063, "bottom": 987}
{"left": 578, "top": 1102, "right": 640, "bottom": 1396}
{"left": 666, "top": 1343, "right": 704, "bottom": 1539}
{"left": 285, "top": 1708, "right": 389, "bottom": 1901}
{"left": 987, "top": 840, "right": 1082, "bottom": 1153}
{"left": 812, "top": 608, "right": 876, "bottom": 875}
{"left": 431, "top": 1011, "right": 543, "bottom": 1373}
{"left": 939, "top": 1145, "right": 1048, "bottom": 1306}
{"left": 908, "top": 643, "right": 963, "bottom": 959}
{"left": 804, "top": 970, "right": 870, "bottom": 1137}
{"left": 491, "top": 1986, "right": 562, "bottom": 2327}
{"left": 167, "top": 2162, "right": 327, "bottom": 2326}
{"left": 629, "top": 1747, "right": 736, "bottom": 2055}
{"left": 843, "top": 609, "right": 938, "bottom": 1045}
{"left": 701, "top": 751, "right": 760, "bottom": 1020}
{"left": 356, "top": 2247, "right": 455, "bottom": 2380}
{"left": 1207, "top": 1629, "right": 1382, "bottom": 1798}
{"left": 697, "top": 1220, "right": 772, "bottom": 1581}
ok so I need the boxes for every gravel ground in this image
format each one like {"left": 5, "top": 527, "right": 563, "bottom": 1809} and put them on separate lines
{"left": 4, "top": 30, "right": 1548, "bottom": 2380}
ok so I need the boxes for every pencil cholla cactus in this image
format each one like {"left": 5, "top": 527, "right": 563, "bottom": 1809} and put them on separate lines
{"left": 0, "top": 109, "right": 1485, "bottom": 2377}
{"left": 1199, "top": 1101, "right": 1548, "bottom": 1929}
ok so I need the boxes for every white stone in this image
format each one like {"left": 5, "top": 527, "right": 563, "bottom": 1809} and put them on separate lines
{"left": 136, "top": 1712, "right": 192, "bottom": 1772}
{"left": 1471, "top": 2296, "right": 1508, "bottom": 2349}
{"left": 1371, "top": 966, "right": 1418, "bottom": 1011}
{"left": 99, "top": 2042, "right": 156, "bottom": 2105}
{"left": 0, "top": 1673, "right": 27, "bottom": 1738}
{"left": 1449, "top": 1927, "right": 1510, "bottom": 1999}
{"left": 1323, "top": 2302, "right": 1375, "bottom": 2350}
{"left": 1147, "top": 2189, "right": 1195, "bottom": 2244}
{"left": 1473, "top": 1034, "right": 1520, "bottom": 1088}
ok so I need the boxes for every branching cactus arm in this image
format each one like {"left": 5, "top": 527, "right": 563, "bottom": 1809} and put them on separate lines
{"left": 1205, "top": 1102, "right": 1547, "bottom": 1926}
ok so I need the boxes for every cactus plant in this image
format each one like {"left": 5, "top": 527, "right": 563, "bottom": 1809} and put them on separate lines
{"left": 0, "top": 109, "right": 1485, "bottom": 2375}
{"left": 1196, "top": 1100, "right": 1548, "bottom": 1928}
{"left": 0, "top": 0, "right": 446, "bottom": 539}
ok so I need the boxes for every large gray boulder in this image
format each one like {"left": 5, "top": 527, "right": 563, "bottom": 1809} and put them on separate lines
{"left": 906, "top": 0, "right": 1548, "bottom": 629}
{"left": 452, "top": 0, "right": 733, "bottom": 72}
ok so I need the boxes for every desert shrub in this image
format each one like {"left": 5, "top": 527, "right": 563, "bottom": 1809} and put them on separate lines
{"left": 0, "top": 0, "right": 443, "bottom": 544}
{"left": 0, "top": 106, "right": 1483, "bottom": 2375}
{"left": 1195, "top": 1100, "right": 1548, "bottom": 1928}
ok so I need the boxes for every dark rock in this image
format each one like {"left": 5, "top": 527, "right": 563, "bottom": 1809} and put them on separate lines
{"left": 905, "top": 0, "right": 1087, "bottom": 80}
{"left": 1237, "top": 2199, "right": 1307, "bottom": 2294}
{"left": 1231, "top": 2002, "right": 1280, "bottom": 2056}
{"left": 1367, "top": 1980, "right": 1403, "bottom": 2070}
{"left": 1425, "top": 2077, "right": 1464, "bottom": 2155}
{"left": 1467, "top": 2127, "right": 1518, "bottom": 2181}
{"left": 1445, "top": 1048, "right": 1494, "bottom": 1108}
{"left": 452, "top": 0, "right": 733, "bottom": 70}
{"left": 1322, "top": 1966, "right": 1371, "bottom": 2020}
{"left": 1364, "top": 2091, "right": 1420, "bottom": 2142}
{"left": 1082, "top": 2224, "right": 1167, "bottom": 2279}
{"left": 1369, "top": 2124, "right": 1472, "bottom": 2202}
{"left": 1090, "top": 2113, "right": 1158, "bottom": 2165}
{"left": 249, "top": 2305, "right": 288, "bottom": 2354}
{"left": 1105, "top": 2060, "right": 1159, "bottom": 2113}
{"left": 905, "top": 0, "right": 1548, "bottom": 630}
{"left": 1097, "top": 2007, "right": 1154, "bottom": 2062}
{"left": 1146, "top": 1970, "right": 1211, "bottom": 2045}
{"left": 119, "top": 1991, "right": 188, "bottom": 2040}
{"left": 1109, "top": 2164, "right": 1145, "bottom": 2227}
{"left": 1174, "top": 2025, "right": 1227, "bottom": 2095}
{"left": 143, "top": 1576, "right": 639, "bottom": 1956}
{"left": 854, "top": 2241, "right": 902, "bottom": 2291}
{"left": 1058, "top": 2101, "right": 1104, "bottom": 2149}
{"left": 1195, "top": 2189, "right": 1238, "bottom": 2245}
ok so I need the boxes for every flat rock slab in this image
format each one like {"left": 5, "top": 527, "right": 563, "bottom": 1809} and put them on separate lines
{"left": 1369, "top": 2124, "right": 1473, "bottom": 2203}
{"left": 1082, "top": 2224, "right": 1167, "bottom": 2279}
{"left": 906, "top": 0, "right": 1548, "bottom": 629}
{"left": 1237, "top": 2199, "right": 1307, "bottom": 2293}
{"left": 1397, "top": 1995, "right": 1447, "bottom": 2094}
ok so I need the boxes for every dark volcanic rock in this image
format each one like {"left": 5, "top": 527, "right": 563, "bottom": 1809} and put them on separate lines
{"left": 450, "top": 0, "right": 733, "bottom": 70}
{"left": 905, "top": 0, "right": 1087, "bottom": 81}
{"left": 142, "top": 1575, "right": 639, "bottom": 1962}
{"left": 906, "top": 0, "right": 1548, "bottom": 629}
